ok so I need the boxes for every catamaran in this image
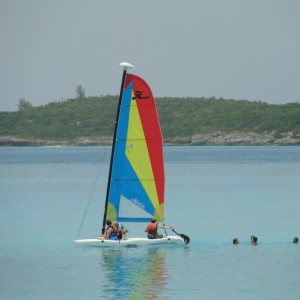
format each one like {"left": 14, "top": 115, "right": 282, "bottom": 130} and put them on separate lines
{"left": 74, "top": 62, "right": 190, "bottom": 247}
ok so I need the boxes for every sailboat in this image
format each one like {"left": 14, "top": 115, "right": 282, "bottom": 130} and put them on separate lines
{"left": 74, "top": 62, "right": 190, "bottom": 247}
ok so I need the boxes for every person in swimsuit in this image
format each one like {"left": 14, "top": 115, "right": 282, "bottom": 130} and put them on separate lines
{"left": 251, "top": 235, "right": 258, "bottom": 245}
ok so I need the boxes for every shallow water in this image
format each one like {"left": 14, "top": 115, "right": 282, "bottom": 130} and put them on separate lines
{"left": 1, "top": 146, "right": 300, "bottom": 299}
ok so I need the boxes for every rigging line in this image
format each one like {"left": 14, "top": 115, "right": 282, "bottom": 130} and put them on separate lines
{"left": 75, "top": 146, "right": 110, "bottom": 240}
{"left": 163, "top": 220, "right": 168, "bottom": 237}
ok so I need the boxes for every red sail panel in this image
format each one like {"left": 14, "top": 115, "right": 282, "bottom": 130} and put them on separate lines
{"left": 124, "top": 74, "right": 165, "bottom": 205}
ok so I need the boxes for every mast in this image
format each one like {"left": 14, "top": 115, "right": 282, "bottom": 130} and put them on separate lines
{"left": 101, "top": 62, "right": 134, "bottom": 234}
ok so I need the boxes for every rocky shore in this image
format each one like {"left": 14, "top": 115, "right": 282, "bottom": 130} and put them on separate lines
{"left": 0, "top": 136, "right": 113, "bottom": 147}
{"left": 165, "top": 131, "right": 300, "bottom": 146}
{"left": 1, "top": 131, "right": 299, "bottom": 147}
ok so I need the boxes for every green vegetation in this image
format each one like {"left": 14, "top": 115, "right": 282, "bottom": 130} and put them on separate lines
{"left": 17, "top": 98, "right": 33, "bottom": 112}
{"left": 0, "top": 96, "right": 117, "bottom": 140}
{"left": 1, "top": 96, "right": 300, "bottom": 143}
{"left": 75, "top": 85, "right": 86, "bottom": 100}
{"left": 157, "top": 97, "right": 300, "bottom": 138}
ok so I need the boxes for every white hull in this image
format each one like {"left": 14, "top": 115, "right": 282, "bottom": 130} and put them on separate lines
{"left": 74, "top": 235, "right": 185, "bottom": 247}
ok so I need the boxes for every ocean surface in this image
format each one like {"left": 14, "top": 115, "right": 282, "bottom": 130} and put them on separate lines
{"left": 1, "top": 146, "right": 299, "bottom": 300}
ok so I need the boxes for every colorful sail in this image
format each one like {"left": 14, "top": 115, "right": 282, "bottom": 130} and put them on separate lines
{"left": 107, "top": 74, "right": 165, "bottom": 222}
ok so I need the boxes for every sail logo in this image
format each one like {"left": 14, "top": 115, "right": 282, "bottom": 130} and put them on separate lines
{"left": 132, "top": 90, "right": 150, "bottom": 100}
{"left": 130, "top": 198, "right": 145, "bottom": 209}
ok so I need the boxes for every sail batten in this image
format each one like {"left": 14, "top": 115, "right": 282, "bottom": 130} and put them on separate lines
{"left": 112, "top": 179, "right": 165, "bottom": 181}
{"left": 106, "top": 74, "right": 165, "bottom": 222}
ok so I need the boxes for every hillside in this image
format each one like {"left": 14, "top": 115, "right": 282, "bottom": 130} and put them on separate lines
{"left": 1, "top": 96, "right": 300, "bottom": 146}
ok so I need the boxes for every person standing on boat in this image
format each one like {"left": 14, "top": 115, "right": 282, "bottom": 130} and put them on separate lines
{"left": 145, "top": 218, "right": 173, "bottom": 239}
{"left": 98, "top": 220, "right": 119, "bottom": 240}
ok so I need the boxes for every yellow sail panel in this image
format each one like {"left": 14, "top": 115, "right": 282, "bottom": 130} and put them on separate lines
{"left": 125, "top": 96, "right": 163, "bottom": 220}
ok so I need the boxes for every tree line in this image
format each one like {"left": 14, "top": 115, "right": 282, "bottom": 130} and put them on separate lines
{"left": 0, "top": 96, "right": 300, "bottom": 141}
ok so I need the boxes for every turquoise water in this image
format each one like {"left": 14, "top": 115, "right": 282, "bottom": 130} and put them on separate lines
{"left": 1, "top": 146, "right": 300, "bottom": 299}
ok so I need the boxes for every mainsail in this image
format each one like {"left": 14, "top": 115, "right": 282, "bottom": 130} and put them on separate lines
{"left": 106, "top": 74, "right": 165, "bottom": 223}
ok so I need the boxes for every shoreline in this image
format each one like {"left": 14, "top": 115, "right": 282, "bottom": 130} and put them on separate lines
{"left": 1, "top": 131, "right": 299, "bottom": 147}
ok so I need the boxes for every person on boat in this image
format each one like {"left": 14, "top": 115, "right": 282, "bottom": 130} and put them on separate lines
{"left": 113, "top": 222, "right": 128, "bottom": 240}
{"left": 145, "top": 218, "right": 173, "bottom": 239}
{"left": 292, "top": 237, "right": 299, "bottom": 244}
{"left": 232, "top": 238, "right": 239, "bottom": 245}
{"left": 98, "top": 220, "right": 119, "bottom": 240}
{"left": 251, "top": 235, "right": 258, "bottom": 245}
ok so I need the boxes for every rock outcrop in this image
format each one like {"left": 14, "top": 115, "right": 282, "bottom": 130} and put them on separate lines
{"left": 1, "top": 131, "right": 299, "bottom": 147}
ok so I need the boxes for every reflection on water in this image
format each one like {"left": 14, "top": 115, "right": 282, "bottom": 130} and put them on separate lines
{"left": 100, "top": 248, "right": 167, "bottom": 299}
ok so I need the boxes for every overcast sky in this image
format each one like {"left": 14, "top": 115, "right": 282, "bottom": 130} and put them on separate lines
{"left": 1, "top": 0, "right": 299, "bottom": 111}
